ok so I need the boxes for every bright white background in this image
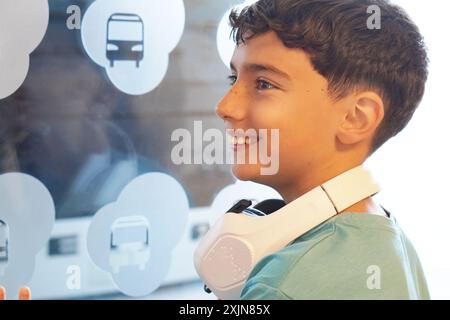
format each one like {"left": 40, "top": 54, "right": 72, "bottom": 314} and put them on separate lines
{"left": 367, "top": 0, "right": 450, "bottom": 299}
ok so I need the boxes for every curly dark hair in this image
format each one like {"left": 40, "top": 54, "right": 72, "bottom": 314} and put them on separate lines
{"left": 229, "top": 0, "right": 429, "bottom": 153}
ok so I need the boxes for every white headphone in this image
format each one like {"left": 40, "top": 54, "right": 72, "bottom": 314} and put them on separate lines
{"left": 194, "top": 165, "right": 381, "bottom": 300}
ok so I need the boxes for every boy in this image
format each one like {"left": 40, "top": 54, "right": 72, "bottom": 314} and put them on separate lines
{"left": 216, "top": 0, "right": 429, "bottom": 299}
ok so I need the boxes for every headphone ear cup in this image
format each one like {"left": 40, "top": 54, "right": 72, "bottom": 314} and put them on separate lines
{"left": 253, "top": 199, "right": 286, "bottom": 215}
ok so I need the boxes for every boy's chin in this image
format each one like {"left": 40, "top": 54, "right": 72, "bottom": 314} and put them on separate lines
{"left": 232, "top": 164, "right": 267, "bottom": 183}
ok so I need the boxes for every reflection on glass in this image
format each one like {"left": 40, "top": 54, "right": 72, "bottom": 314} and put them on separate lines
{"left": 0, "top": 0, "right": 234, "bottom": 299}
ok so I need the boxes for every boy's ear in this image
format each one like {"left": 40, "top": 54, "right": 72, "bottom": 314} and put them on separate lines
{"left": 336, "top": 91, "right": 385, "bottom": 146}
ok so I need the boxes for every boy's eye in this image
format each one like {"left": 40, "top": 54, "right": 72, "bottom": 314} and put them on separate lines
{"left": 227, "top": 75, "right": 237, "bottom": 86}
{"left": 256, "top": 79, "right": 274, "bottom": 90}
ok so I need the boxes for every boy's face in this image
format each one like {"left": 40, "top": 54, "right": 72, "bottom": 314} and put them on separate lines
{"left": 216, "top": 31, "right": 352, "bottom": 194}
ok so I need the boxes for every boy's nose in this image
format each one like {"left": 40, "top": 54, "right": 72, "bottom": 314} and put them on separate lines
{"left": 215, "top": 87, "right": 246, "bottom": 123}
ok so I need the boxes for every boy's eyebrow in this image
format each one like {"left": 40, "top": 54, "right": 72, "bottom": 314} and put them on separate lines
{"left": 230, "top": 62, "right": 291, "bottom": 81}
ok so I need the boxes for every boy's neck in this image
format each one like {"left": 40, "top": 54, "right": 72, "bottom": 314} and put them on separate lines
{"left": 278, "top": 162, "right": 384, "bottom": 215}
{"left": 278, "top": 162, "right": 356, "bottom": 203}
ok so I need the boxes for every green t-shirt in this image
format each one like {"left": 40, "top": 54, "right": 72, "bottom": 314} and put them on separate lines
{"left": 240, "top": 213, "right": 430, "bottom": 300}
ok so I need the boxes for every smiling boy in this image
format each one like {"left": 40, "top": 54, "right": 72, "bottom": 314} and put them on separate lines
{"left": 215, "top": 0, "right": 429, "bottom": 299}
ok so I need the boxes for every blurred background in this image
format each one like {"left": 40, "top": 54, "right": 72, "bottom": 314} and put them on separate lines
{"left": 0, "top": 0, "right": 449, "bottom": 299}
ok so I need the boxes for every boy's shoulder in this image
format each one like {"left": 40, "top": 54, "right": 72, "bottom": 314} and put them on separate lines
{"left": 241, "top": 213, "right": 430, "bottom": 300}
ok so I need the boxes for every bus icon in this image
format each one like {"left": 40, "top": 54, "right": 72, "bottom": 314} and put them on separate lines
{"left": 106, "top": 13, "right": 144, "bottom": 68}
{"left": 109, "top": 215, "right": 150, "bottom": 274}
